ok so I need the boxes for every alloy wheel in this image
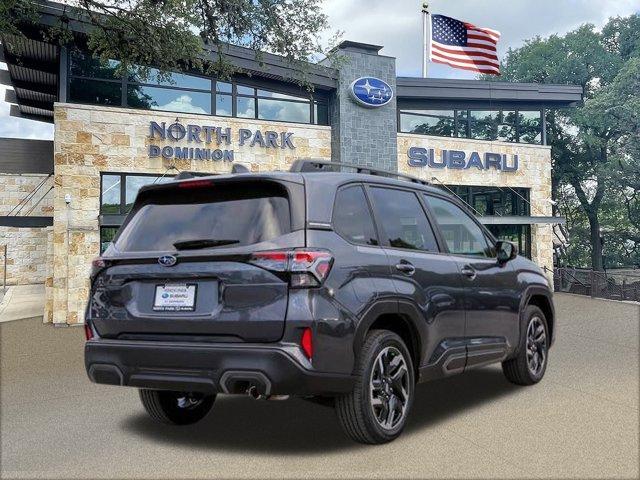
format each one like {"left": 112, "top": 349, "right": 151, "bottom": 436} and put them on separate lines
{"left": 526, "top": 316, "right": 547, "bottom": 376}
{"left": 369, "top": 346, "right": 410, "bottom": 430}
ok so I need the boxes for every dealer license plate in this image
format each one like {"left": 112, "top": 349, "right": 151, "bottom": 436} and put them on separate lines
{"left": 153, "top": 284, "right": 197, "bottom": 311}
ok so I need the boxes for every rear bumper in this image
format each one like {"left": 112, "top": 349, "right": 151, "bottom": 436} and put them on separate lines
{"left": 85, "top": 339, "right": 355, "bottom": 396}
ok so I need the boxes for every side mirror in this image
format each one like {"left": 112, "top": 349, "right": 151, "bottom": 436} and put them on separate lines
{"left": 496, "top": 240, "right": 518, "bottom": 264}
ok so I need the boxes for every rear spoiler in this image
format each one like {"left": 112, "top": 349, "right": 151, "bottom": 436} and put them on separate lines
{"left": 174, "top": 164, "right": 249, "bottom": 180}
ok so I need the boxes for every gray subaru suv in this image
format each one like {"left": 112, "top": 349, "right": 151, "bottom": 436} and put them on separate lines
{"left": 85, "top": 160, "right": 554, "bottom": 444}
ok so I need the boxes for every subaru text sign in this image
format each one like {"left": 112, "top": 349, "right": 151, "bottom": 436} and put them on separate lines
{"left": 407, "top": 147, "right": 518, "bottom": 171}
{"left": 349, "top": 77, "right": 393, "bottom": 107}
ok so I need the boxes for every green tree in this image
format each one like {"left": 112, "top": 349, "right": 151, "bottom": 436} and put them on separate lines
{"left": 1, "top": 0, "right": 333, "bottom": 86}
{"left": 486, "top": 15, "right": 640, "bottom": 270}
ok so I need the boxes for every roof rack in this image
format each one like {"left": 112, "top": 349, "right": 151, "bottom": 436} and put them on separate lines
{"left": 289, "top": 159, "right": 430, "bottom": 186}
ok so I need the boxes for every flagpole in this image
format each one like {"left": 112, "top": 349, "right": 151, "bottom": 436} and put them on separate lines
{"left": 422, "top": 2, "right": 430, "bottom": 77}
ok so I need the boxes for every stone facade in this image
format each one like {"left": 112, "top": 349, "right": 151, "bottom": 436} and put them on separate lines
{"left": 48, "top": 103, "right": 332, "bottom": 324}
{"left": 0, "top": 173, "right": 53, "bottom": 286}
{"left": 397, "top": 134, "right": 554, "bottom": 277}
{"left": 323, "top": 47, "right": 398, "bottom": 170}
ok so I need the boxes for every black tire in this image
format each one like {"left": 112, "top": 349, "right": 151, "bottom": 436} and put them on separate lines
{"left": 502, "top": 305, "right": 549, "bottom": 386}
{"left": 335, "top": 330, "right": 415, "bottom": 444}
{"left": 139, "top": 389, "right": 216, "bottom": 425}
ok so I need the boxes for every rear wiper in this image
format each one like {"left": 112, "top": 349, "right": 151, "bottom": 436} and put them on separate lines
{"left": 172, "top": 239, "right": 240, "bottom": 250}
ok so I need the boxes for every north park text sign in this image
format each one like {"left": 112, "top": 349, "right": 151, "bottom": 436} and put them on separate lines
{"left": 407, "top": 147, "right": 519, "bottom": 172}
{"left": 148, "top": 120, "right": 295, "bottom": 162}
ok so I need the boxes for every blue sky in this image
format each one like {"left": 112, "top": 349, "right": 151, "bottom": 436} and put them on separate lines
{"left": 1, "top": 0, "right": 639, "bottom": 140}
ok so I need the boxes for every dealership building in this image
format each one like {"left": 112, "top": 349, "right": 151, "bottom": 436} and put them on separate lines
{"left": 0, "top": 1, "right": 582, "bottom": 325}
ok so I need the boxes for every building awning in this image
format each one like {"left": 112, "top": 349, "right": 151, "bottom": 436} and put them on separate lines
{"left": 479, "top": 216, "right": 566, "bottom": 225}
{"left": 396, "top": 77, "right": 583, "bottom": 110}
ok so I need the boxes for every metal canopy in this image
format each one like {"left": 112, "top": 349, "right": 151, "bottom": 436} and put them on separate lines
{"left": 396, "top": 77, "right": 583, "bottom": 109}
{"left": 0, "top": 34, "right": 59, "bottom": 123}
{"left": 0, "top": 138, "right": 54, "bottom": 174}
{"left": 478, "top": 215, "right": 566, "bottom": 225}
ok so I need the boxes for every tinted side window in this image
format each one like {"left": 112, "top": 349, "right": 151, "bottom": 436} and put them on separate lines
{"left": 426, "top": 195, "right": 491, "bottom": 256}
{"left": 333, "top": 185, "right": 378, "bottom": 246}
{"left": 370, "top": 187, "right": 438, "bottom": 252}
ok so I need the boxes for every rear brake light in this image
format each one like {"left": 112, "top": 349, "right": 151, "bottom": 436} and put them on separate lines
{"left": 249, "top": 249, "right": 333, "bottom": 288}
{"left": 178, "top": 179, "right": 214, "bottom": 188}
{"left": 84, "top": 323, "right": 94, "bottom": 341}
{"left": 90, "top": 257, "right": 106, "bottom": 282}
{"left": 301, "top": 327, "right": 313, "bottom": 359}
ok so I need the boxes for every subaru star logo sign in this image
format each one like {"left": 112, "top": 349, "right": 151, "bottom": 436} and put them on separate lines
{"left": 349, "top": 77, "right": 393, "bottom": 108}
{"left": 158, "top": 255, "right": 177, "bottom": 267}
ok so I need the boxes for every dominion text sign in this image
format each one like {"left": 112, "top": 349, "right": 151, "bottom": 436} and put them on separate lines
{"left": 407, "top": 147, "right": 518, "bottom": 171}
{"left": 148, "top": 121, "right": 295, "bottom": 162}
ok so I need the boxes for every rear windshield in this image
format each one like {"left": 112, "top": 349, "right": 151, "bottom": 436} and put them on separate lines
{"left": 113, "top": 182, "right": 291, "bottom": 252}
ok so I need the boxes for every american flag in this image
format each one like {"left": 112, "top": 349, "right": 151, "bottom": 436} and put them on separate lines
{"left": 429, "top": 14, "right": 501, "bottom": 75}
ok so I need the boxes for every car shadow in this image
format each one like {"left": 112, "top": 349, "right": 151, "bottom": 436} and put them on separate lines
{"left": 121, "top": 367, "right": 519, "bottom": 454}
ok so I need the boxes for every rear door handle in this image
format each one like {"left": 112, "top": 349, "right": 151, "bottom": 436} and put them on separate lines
{"left": 461, "top": 265, "right": 476, "bottom": 280}
{"left": 395, "top": 262, "right": 416, "bottom": 276}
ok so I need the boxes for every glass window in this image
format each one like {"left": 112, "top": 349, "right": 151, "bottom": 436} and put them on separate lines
{"left": 257, "top": 89, "right": 306, "bottom": 101}
{"left": 70, "top": 49, "right": 121, "bottom": 79}
{"left": 518, "top": 111, "right": 542, "bottom": 144}
{"left": 101, "top": 175, "right": 121, "bottom": 214}
{"left": 236, "top": 96, "right": 255, "bottom": 118}
{"left": 370, "top": 188, "right": 439, "bottom": 252}
{"left": 216, "top": 81, "right": 232, "bottom": 93}
{"left": 70, "top": 78, "right": 122, "bottom": 106}
{"left": 426, "top": 195, "right": 490, "bottom": 256}
{"left": 237, "top": 85, "right": 255, "bottom": 95}
{"left": 128, "top": 66, "right": 210, "bottom": 90}
{"left": 127, "top": 85, "right": 211, "bottom": 114}
{"left": 125, "top": 176, "right": 161, "bottom": 212}
{"left": 100, "top": 227, "right": 119, "bottom": 254}
{"left": 455, "top": 110, "right": 469, "bottom": 137}
{"left": 469, "top": 110, "right": 498, "bottom": 141}
{"left": 215, "top": 93, "right": 232, "bottom": 116}
{"left": 400, "top": 110, "right": 455, "bottom": 136}
{"left": 487, "top": 224, "right": 531, "bottom": 259}
{"left": 332, "top": 186, "right": 378, "bottom": 246}
{"left": 497, "top": 111, "right": 517, "bottom": 142}
{"left": 314, "top": 102, "right": 329, "bottom": 125}
{"left": 258, "top": 98, "right": 310, "bottom": 123}
{"left": 115, "top": 183, "right": 291, "bottom": 252}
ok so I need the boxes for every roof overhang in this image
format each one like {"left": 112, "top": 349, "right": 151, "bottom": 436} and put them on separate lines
{"left": 1, "top": 34, "right": 59, "bottom": 123}
{"left": 396, "top": 77, "right": 583, "bottom": 109}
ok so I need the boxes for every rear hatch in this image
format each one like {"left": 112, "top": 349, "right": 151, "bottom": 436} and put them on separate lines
{"left": 88, "top": 176, "right": 305, "bottom": 343}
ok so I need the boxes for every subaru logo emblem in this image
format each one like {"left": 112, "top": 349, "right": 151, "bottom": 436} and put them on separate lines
{"left": 349, "top": 77, "right": 393, "bottom": 108}
{"left": 158, "top": 255, "right": 177, "bottom": 267}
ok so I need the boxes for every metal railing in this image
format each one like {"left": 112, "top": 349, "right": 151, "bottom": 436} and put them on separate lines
{"left": 549, "top": 266, "right": 640, "bottom": 302}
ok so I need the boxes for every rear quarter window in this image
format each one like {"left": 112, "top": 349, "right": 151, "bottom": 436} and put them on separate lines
{"left": 114, "top": 182, "right": 291, "bottom": 252}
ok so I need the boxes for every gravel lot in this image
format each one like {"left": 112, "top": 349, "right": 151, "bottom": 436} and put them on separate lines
{"left": 1, "top": 293, "right": 638, "bottom": 479}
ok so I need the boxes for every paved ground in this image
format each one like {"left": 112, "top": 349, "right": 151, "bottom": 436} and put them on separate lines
{"left": 0, "top": 284, "right": 45, "bottom": 323}
{"left": 1, "top": 293, "right": 638, "bottom": 479}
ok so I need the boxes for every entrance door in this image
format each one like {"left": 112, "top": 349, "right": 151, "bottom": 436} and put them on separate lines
{"left": 424, "top": 194, "right": 521, "bottom": 367}
{"left": 366, "top": 185, "right": 466, "bottom": 375}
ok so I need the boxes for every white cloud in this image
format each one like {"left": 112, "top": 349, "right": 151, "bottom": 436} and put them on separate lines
{"left": 321, "top": 0, "right": 640, "bottom": 78}
{"left": 154, "top": 94, "right": 209, "bottom": 114}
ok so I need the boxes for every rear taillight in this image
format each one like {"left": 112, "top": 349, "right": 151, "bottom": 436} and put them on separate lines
{"left": 301, "top": 327, "right": 313, "bottom": 359}
{"left": 84, "top": 323, "right": 94, "bottom": 341}
{"left": 90, "top": 257, "right": 106, "bottom": 282}
{"left": 249, "top": 249, "right": 333, "bottom": 288}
